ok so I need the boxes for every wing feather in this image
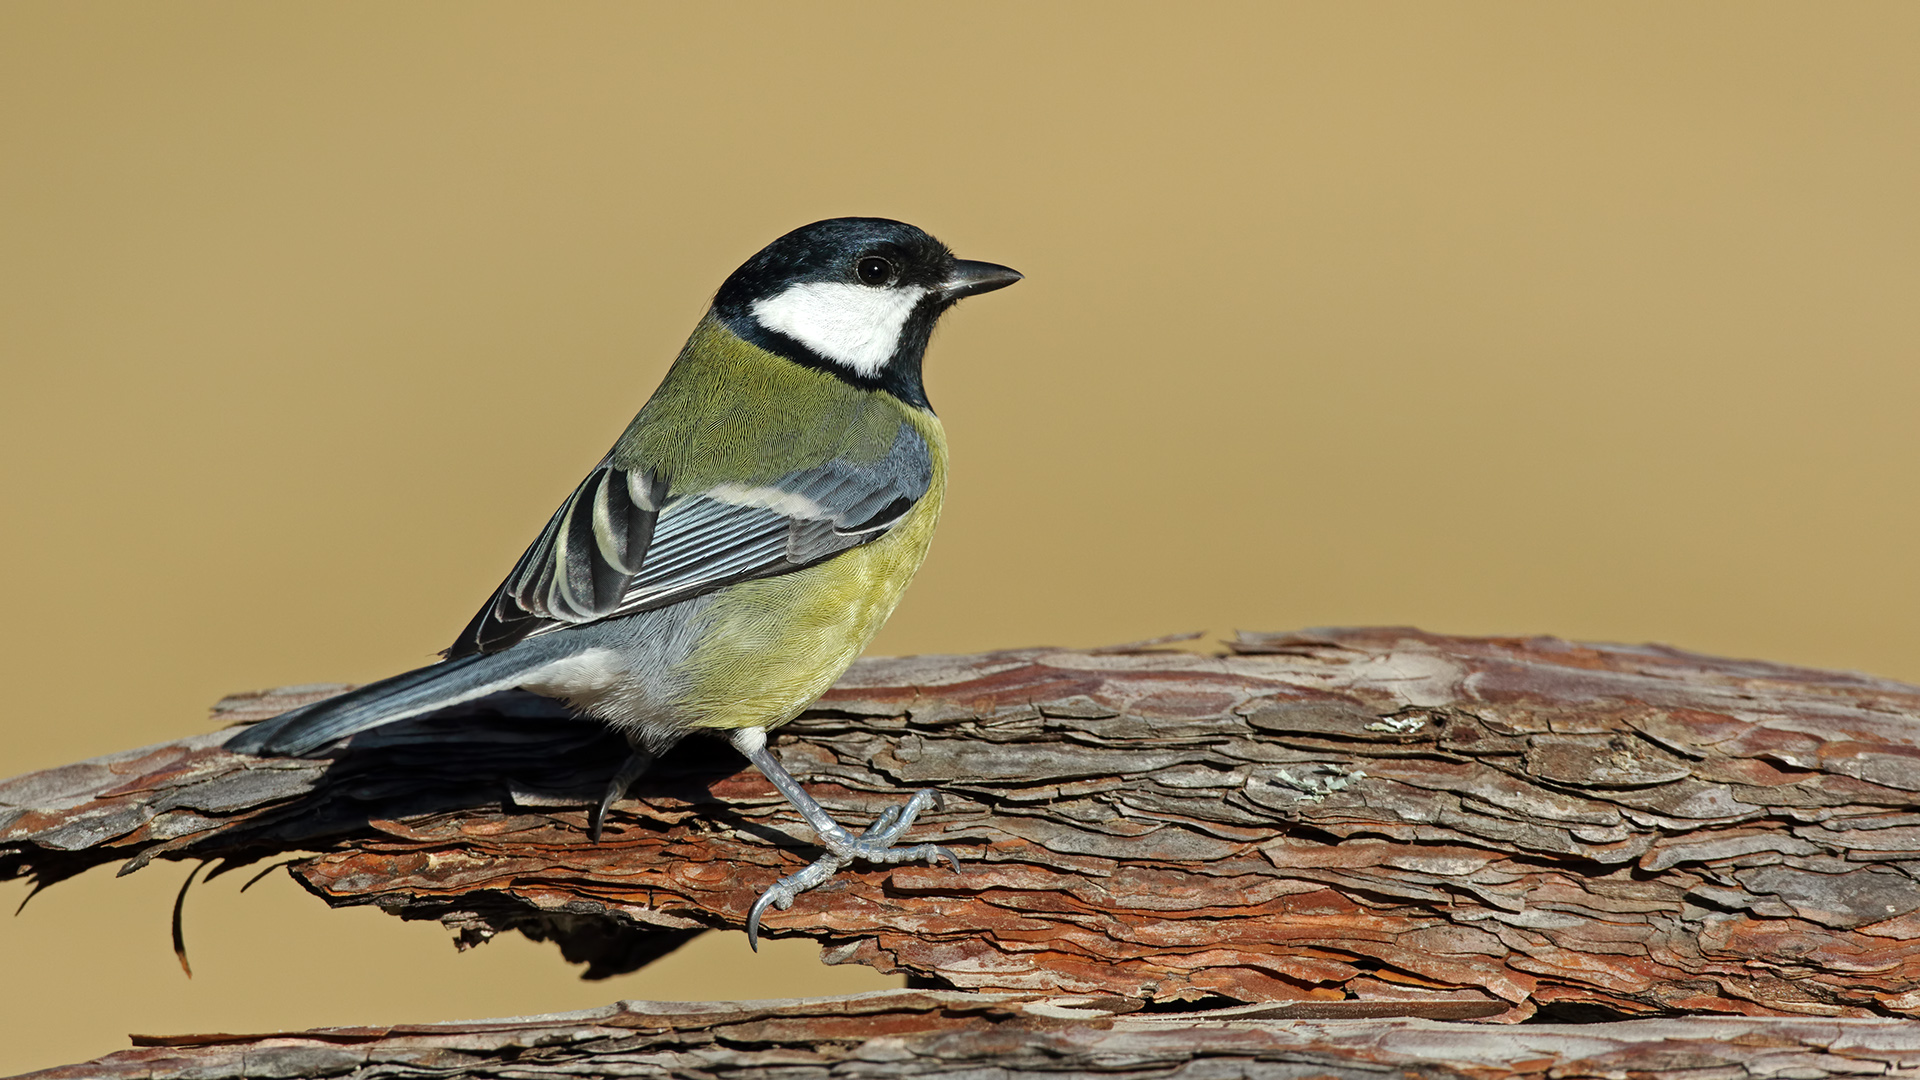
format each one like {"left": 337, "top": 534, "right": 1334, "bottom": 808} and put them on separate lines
{"left": 446, "top": 421, "right": 931, "bottom": 658}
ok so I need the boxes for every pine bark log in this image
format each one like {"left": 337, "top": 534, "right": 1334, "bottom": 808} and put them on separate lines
{"left": 5, "top": 628, "right": 1920, "bottom": 1076}
{"left": 21, "top": 991, "right": 1920, "bottom": 1080}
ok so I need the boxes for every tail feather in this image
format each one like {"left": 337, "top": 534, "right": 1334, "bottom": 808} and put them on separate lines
{"left": 226, "top": 651, "right": 550, "bottom": 757}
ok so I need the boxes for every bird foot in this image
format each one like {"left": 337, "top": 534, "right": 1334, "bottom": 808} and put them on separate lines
{"left": 589, "top": 749, "right": 653, "bottom": 843}
{"left": 746, "top": 788, "right": 958, "bottom": 950}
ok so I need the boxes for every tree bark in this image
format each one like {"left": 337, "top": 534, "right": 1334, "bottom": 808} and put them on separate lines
{"left": 20, "top": 990, "right": 1920, "bottom": 1080}
{"left": 5, "top": 628, "right": 1920, "bottom": 1075}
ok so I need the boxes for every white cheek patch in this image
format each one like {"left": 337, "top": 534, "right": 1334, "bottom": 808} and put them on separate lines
{"left": 750, "top": 282, "right": 928, "bottom": 377}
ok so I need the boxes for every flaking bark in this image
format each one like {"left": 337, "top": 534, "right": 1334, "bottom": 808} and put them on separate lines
{"left": 21, "top": 990, "right": 1920, "bottom": 1080}
{"left": 5, "top": 628, "right": 1920, "bottom": 1075}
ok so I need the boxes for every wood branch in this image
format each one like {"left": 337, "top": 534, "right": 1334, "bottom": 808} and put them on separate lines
{"left": 20, "top": 990, "right": 1920, "bottom": 1080}
{"left": 4, "top": 628, "right": 1919, "bottom": 1029}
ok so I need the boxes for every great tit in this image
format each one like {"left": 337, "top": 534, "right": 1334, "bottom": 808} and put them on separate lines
{"left": 227, "top": 217, "right": 1022, "bottom": 945}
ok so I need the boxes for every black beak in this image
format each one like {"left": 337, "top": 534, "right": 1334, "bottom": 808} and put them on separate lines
{"left": 939, "top": 259, "right": 1024, "bottom": 301}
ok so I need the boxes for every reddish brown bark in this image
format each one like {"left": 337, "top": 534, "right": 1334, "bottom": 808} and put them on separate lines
{"left": 22, "top": 991, "right": 1920, "bottom": 1080}
{"left": 5, "top": 628, "right": 1919, "bottom": 1072}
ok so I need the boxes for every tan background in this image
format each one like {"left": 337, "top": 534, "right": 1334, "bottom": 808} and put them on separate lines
{"left": 2, "top": 2, "right": 1917, "bottom": 1072}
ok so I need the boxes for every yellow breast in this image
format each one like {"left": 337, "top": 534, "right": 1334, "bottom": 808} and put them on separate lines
{"left": 673, "top": 407, "right": 947, "bottom": 731}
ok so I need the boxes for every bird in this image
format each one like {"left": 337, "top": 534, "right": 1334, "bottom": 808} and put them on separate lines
{"left": 226, "top": 217, "right": 1021, "bottom": 946}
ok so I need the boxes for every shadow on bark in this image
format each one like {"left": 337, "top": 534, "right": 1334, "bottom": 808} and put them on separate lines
{"left": 6, "top": 628, "right": 1920, "bottom": 1077}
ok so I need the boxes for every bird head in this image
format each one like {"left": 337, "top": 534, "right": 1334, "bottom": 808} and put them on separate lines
{"left": 711, "top": 217, "right": 1021, "bottom": 409}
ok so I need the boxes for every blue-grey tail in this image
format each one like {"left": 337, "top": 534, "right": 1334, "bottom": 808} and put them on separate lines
{"left": 225, "top": 650, "right": 550, "bottom": 757}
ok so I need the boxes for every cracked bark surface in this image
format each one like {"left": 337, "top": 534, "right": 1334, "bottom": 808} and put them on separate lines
{"left": 20, "top": 990, "right": 1920, "bottom": 1080}
{"left": 5, "top": 628, "right": 1920, "bottom": 1075}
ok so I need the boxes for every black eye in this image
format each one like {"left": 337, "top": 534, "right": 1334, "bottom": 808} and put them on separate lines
{"left": 855, "top": 255, "right": 894, "bottom": 286}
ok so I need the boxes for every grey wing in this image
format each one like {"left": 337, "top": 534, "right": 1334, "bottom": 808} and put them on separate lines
{"left": 449, "top": 423, "right": 932, "bottom": 657}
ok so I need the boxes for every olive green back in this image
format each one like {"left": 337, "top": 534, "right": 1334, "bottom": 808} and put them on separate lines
{"left": 612, "top": 315, "right": 910, "bottom": 492}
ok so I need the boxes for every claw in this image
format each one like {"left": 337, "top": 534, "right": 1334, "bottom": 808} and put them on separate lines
{"left": 745, "top": 884, "right": 783, "bottom": 951}
{"left": 589, "top": 749, "right": 652, "bottom": 843}
{"left": 746, "top": 850, "right": 845, "bottom": 951}
{"left": 732, "top": 731, "right": 962, "bottom": 950}
{"left": 932, "top": 845, "right": 960, "bottom": 873}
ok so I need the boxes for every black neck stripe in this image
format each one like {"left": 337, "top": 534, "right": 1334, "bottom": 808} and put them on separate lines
{"left": 713, "top": 302, "right": 942, "bottom": 413}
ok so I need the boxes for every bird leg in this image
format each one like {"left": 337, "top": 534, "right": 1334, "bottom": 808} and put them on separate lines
{"left": 589, "top": 747, "right": 654, "bottom": 843}
{"left": 730, "top": 727, "right": 957, "bottom": 949}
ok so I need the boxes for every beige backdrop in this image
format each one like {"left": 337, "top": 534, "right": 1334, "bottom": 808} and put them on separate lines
{"left": 3, "top": 3, "right": 1917, "bottom": 1073}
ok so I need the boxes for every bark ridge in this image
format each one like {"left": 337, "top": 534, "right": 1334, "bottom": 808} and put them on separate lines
{"left": 4, "top": 628, "right": 1919, "bottom": 1027}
